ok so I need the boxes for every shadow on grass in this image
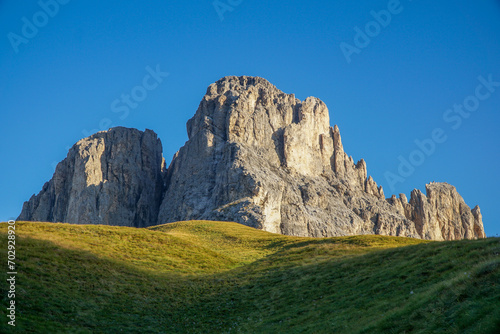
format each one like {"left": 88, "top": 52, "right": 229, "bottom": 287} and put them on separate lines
{"left": 0, "top": 230, "right": 498, "bottom": 333}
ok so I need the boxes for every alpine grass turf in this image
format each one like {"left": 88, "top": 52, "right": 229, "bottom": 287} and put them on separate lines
{"left": 1, "top": 221, "right": 499, "bottom": 333}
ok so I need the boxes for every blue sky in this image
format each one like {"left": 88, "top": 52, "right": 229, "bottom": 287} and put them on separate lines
{"left": 1, "top": 0, "right": 499, "bottom": 236}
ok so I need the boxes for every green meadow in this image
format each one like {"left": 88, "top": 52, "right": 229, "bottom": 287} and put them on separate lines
{"left": 1, "top": 221, "right": 499, "bottom": 333}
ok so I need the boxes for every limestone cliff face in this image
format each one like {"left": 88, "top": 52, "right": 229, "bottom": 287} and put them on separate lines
{"left": 157, "top": 76, "right": 485, "bottom": 240}
{"left": 18, "top": 127, "right": 165, "bottom": 227}
{"left": 18, "top": 76, "right": 486, "bottom": 240}
{"left": 402, "top": 183, "right": 486, "bottom": 240}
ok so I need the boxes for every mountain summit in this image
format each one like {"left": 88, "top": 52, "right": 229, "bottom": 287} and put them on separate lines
{"left": 19, "top": 76, "right": 486, "bottom": 240}
{"left": 18, "top": 127, "right": 165, "bottom": 227}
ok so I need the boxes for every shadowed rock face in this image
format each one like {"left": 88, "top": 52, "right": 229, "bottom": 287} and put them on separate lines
{"left": 18, "top": 76, "right": 486, "bottom": 240}
{"left": 157, "top": 76, "right": 485, "bottom": 240}
{"left": 18, "top": 127, "right": 165, "bottom": 227}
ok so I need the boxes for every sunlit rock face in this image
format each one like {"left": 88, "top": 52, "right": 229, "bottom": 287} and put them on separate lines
{"left": 19, "top": 76, "right": 486, "bottom": 240}
{"left": 157, "top": 76, "right": 485, "bottom": 240}
{"left": 18, "top": 127, "right": 165, "bottom": 227}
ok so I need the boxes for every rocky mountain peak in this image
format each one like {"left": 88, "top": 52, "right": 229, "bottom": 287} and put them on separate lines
{"left": 157, "top": 76, "right": 485, "bottom": 239}
{"left": 18, "top": 127, "right": 165, "bottom": 227}
{"left": 19, "top": 76, "right": 486, "bottom": 240}
{"left": 404, "top": 182, "right": 486, "bottom": 240}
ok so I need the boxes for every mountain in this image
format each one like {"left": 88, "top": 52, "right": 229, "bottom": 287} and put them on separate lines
{"left": 18, "top": 128, "right": 165, "bottom": 227}
{"left": 18, "top": 76, "right": 485, "bottom": 240}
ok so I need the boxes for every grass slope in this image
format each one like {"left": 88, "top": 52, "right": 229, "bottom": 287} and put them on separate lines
{"left": 0, "top": 221, "right": 499, "bottom": 333}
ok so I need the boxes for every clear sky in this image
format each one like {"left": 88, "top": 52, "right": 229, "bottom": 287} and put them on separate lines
{"left": 1, "top": 0, "right": 499, "bottom": 236}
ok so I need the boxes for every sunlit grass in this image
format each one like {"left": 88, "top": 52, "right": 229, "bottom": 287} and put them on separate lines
{"left": 0, "top": 221, "right": 498, "bottom": 333}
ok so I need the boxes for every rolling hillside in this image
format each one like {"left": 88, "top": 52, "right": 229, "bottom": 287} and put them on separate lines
{"left": 1, "top": 221, "right": 499, "bottom": 333}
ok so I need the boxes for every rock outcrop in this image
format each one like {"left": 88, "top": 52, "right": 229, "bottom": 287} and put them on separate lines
{"left": 18, "top": 76, "right": 486, "bottom": 240}
{"left": 18, "top": 127, "right": 165, "bottom": 227}
{"left": 402, "top": 183, "right": 486, "bottom": 240}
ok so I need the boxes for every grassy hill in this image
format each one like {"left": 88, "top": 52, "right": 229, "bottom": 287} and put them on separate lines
{"left": 0, "top": 221, "right": 499, "bottom": 333}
